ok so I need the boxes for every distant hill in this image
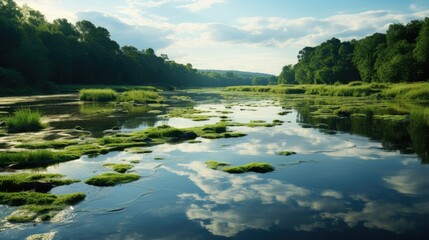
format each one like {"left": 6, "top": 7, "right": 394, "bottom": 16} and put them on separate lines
{"left": 198, "top": 69, "right": 275, "bottom": 78}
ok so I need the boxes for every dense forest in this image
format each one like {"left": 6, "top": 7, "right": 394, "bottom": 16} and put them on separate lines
{"left": 279, "top": 18, "right": 429, "bottom": 84}
{"left": 0, "top": 0, "right": 273, "bottom": 93}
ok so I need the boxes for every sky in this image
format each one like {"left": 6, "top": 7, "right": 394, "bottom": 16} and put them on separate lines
{"left": 14, "top": 0, "right": 429, "bottom": 75}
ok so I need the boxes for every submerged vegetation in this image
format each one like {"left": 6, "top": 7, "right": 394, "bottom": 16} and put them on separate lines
{"left": 205, "top": 161, "right": 275, "bottom": 173}
{"left": 6, "top": 108, "right": 45, "bottom": 133}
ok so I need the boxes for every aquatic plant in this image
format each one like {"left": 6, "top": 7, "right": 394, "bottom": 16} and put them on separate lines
{"left": 6, "top": 108, "right": 45, "bottom": 133}
{"left": 79, "top": 88, "right": 118, "bottom": 102}
{"left": 85, "top": 172, "right": 140, "bottom": 186}
{"left": 103, "top": 163, "right": 134, "bottom": 173}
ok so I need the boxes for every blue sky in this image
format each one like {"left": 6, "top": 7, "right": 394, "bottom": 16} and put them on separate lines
{"left": 15, "top": 0, "right": 429, "bottom": 74}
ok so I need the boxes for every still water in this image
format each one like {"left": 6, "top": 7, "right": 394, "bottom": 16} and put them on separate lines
{"left": 1, "top": 92, "right": 429, "bottom": 239}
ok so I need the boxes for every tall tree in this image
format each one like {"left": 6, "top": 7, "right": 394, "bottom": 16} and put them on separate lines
{"left": 352, "top": 33, "right": 386, "bottom": 82}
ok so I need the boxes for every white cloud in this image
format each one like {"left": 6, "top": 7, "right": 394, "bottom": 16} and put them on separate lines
{"left": 321, "top": 190, "right": 343, "bottom": 199}
{"left": 13, "top": 0, "right": 429, "bottom": 74}
{"left": 384, "top": 169, "right": 429, "bottom": 196}
{"left": 178, "top": 0, "right": 225, "bottom": 12}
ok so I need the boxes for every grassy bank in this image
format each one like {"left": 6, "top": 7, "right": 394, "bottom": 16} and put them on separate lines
{"left": 225, "top": 82, "right": 429, "bottom": 100}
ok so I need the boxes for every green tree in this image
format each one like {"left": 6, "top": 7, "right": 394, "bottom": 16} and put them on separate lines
{"left": 413, "top": 18, "right": 429, "bottom": 77}
{"left": 278, "top": 65, "right": 295, "bottom": 84}
{"left": 352, "top": 33, "right": 386, "bottom": 82}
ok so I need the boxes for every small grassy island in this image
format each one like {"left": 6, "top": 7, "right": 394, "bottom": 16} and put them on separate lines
{"left": 205, "top": 161, "right": 275, "bottom": 173}
{"left": 85, "top": 172, "right": 140, "bottom": 186}
{"left": 0, "top": 173, "right": 84, "bottom": 223}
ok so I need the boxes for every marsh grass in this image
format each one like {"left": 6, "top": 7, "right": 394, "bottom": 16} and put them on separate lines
{"left": 382, "top": 82, "right": 429, "bottom": 100}
{"left": 117, "top": 90, "right": 164, "bottom": 103}
{"left": 6, "top": 108, "right": 45, "bottom": 133}
{"left": 85, "top": 172, "right": 140, "bottom": 186}
{"left": 79, "top": 88, "right": 118, "bottom": 101}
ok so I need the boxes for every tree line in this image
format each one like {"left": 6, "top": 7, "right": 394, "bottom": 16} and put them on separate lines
{"left": 279, "top": 18, "right": 429, "bottom": 84}
{"left": 0, "top": 0, "right": 276, "bottom": 93}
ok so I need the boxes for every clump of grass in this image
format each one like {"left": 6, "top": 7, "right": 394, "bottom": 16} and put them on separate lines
{"left": 205, "top": 161, "right": 274, "bottom": 174}
{"left": 0, "top": 150, "right": 78, "bottom": 169}
{"left": 103, "top": 163, "right": 133, "bottom": 173}
{"left": 79, "top": 88, "right": 118, "bottom": 102}
{"left": 275, "top": 151, "right": 296, "bottom": 156}
{"left": 6, "top": 108, "right": 45, "bottom": 133}
{"left": 0, "top": 173, "right": 79, "bottom": 192}
{"left": 85, "top": 172, "right": 140, "bottom": 186}
{"left": 117, "top": 90, "right": 164, "bottom": 103}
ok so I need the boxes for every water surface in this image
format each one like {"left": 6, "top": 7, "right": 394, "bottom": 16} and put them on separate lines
{"left": 1, "top": 92, "right": 428, "bottom": 239}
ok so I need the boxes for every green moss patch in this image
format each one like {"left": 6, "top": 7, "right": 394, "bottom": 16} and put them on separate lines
{"left": 85, "top": 172, "right": 140, "bottom": 186}
{"left": 205, "top": 161, "right": 274, "bottom": 174}
{"left": 125, "top": 147, "right": 153, "bottom": 154}
{"left": 1, "top": 192, "right": 85, "bottom": 223}
{"left": 0, "top": 173, "right": 78, "bottom": 192}
{"left": 205, "top": 160, "right": 230, "bottom": 170}
{"left": 16, "top": 140, "right": 79, "bottom": 149}
{"left": 103, "top": 163, "right": 133, "bottom": 173}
